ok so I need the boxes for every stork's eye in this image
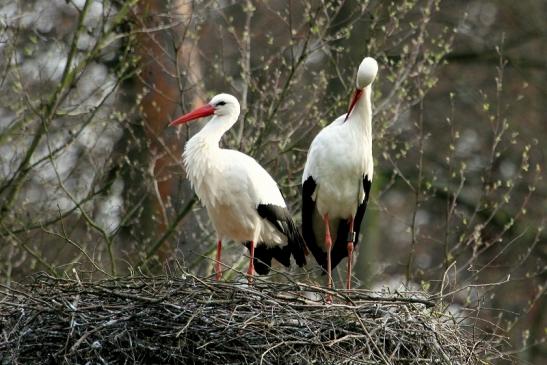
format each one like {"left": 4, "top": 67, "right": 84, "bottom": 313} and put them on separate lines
{"left": 216, "top": 101, "right": 226, "bottom": 106}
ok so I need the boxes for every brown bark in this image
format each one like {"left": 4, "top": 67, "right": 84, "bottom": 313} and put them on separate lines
{"left": 134, "top": 0, "right": 203, "bottom": 260}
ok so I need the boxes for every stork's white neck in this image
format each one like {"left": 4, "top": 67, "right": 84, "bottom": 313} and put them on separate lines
{"left": 346, "top": 85, "right": 372, "bottom": 140}
{"left": 183, "top": 113, "right": 238, "bottom": 196}
{"left": 194, "top": 113, "right": 238, "bottom": 146}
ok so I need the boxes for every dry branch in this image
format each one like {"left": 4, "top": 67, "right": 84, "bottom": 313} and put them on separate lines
{"left": 0, "top": 272, "right": 500, "bottom": 364}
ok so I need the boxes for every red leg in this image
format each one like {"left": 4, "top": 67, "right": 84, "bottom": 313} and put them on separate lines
{"left": 247, "top": 240, "right": 255, "bottom": 285}
{"left": 215, "top": 240, "right": 222, "bottom": 281}
{"left": 324, "top": 214, "right": 333, "bottom": 303}
{"left": 346, "top": 217, "right": 355, "bottom": 290}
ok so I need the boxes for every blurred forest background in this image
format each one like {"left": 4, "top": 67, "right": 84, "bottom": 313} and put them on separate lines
{"left": 0, "top": 0, "right": 545, "bottom": 363}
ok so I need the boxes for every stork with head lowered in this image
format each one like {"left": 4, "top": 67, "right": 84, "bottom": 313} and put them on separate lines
{"left": 302, "top": 57, "right": 378, "bottom": 294}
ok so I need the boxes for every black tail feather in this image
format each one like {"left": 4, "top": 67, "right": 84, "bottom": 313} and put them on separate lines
{"left": 245, "top": 242, "right": 293, "bottom": 275}
{"left": 330, "top": 219, "right": 352, "bottom": 271}
{"left": 303, "top": 175, "right": 373, "bottom": 274}
{"left": 302, "top": 176, "right": 328, "bottom": 269}
{"left": 256, "top": 203, "right": 308, "bottom": 272}
{"left": 251, "top": 243, "right": 274, "bottom": 275}
{"left": 285, "top": 218, "right": 307, "bottom": 268}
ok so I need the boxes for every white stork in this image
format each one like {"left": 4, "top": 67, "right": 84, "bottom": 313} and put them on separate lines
{"left": 170, "top": 93, "right": 307, "bottom": 283}
{"left": 302, "top": 57, "right": 378, "bottom": 293}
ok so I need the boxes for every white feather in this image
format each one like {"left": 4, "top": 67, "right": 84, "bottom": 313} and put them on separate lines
{"left": 303, "top": 57, "right": 377, "bottom": 221}
{"left": 182, "top": 95, "right": 287, "bottom": 246}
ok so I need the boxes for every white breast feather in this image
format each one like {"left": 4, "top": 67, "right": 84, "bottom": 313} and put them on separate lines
{"left": 302, "top": 120, "right": 373, "bottom": 219}
{"left": 184, "top": 139, "right": 286, "bottom": 244}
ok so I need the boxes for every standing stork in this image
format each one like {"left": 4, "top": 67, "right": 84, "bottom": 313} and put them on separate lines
{"left": 170, "top": 93, "right": 307, "bottom": 283}
{"left": 302, "top": 57, "right": 378, "bottom": 292}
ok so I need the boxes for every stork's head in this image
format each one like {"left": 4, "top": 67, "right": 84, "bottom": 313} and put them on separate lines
{"left": 356, "top": 57, "right": 378, "bottom": 89}
{"left": 344, "top": 57, "right": 378, "bottom": 121}
{"left": 169, "top": 93, "right": 240, "bottom": 126}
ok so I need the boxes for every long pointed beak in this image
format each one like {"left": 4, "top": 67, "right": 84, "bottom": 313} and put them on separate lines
{"left": 169, "top": 104, "right": 215, "bottom": 126}
{"left": 344, "top": 89, "right": 363, "bottom": 122}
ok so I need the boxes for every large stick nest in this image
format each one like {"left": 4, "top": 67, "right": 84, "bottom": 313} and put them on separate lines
{"left": 0, "top": 272, "right": 498, "bottom": 364}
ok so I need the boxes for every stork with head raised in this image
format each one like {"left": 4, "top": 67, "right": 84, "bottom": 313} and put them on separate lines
{"left": 170, "top": 93, "right": 307, "bottom": 283}
{"left": 302, "top": 57, "right": 378, "bottom": 295}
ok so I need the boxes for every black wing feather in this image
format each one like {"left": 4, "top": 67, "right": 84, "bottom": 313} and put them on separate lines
{"left": 330, "top": 175, "right": 372, "bottom": 270}
{"left": 245, "top": 241, "right": 287, "bottom": 275}
{"left": 251, "top": 203, "right": 307, "bottom": 275}
{"left": 302, "top": 176, "right": 328, "bottom": 268}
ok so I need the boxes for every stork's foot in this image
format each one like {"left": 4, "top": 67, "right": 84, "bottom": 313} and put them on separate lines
{"left": 247, "top": 264, "right": 255, "bottom": 285}
{"left": 346, "top": 218, "right": 355, "bottom": 291}
{"left": 215, "top": 240, "right": 223, "bottom": 281}
{"left": 323, "top": 214, "right": 333, "bottom": 291}
{"left": 346, "top": 240, "right": 354, "bottom": 290}
{"left": 247, "top": 240, "right": 255, "bottom": 286}
{"left": 215, "top": 264, "right": 222, "bottom": 281}
{"left": 322, "top": 213, "right": 334, "bottom": 304}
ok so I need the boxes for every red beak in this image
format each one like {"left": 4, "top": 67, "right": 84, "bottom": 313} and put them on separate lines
{"left": 344, "top": 89, "right": 363, "bottom": 122}
{"left": 169, "top": 104, "right": 215, "bottom": 126}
